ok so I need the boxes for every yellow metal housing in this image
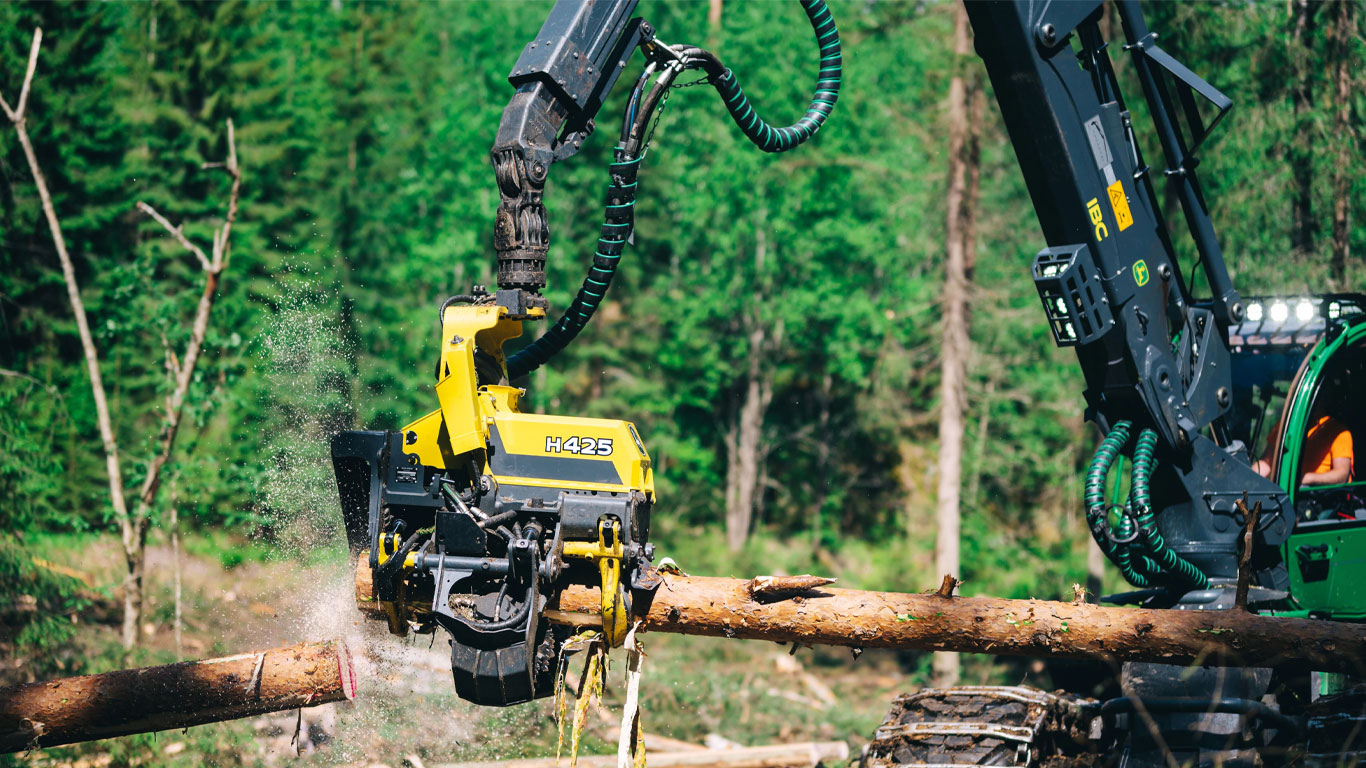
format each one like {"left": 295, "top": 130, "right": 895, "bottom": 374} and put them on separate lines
{"left": 401, "top": 305, "right": 654, "bottom": 501}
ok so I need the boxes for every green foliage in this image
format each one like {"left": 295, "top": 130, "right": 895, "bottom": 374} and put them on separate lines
{"left": 0, "top": 537, "right": 92, "bottom": 680}
{"left": 0, "top": 377, "right": 73, "bottom": 530}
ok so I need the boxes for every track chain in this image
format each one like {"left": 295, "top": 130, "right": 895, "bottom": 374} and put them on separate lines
{"left": 865, "top": 685, "right": 1101, "bottom": 767}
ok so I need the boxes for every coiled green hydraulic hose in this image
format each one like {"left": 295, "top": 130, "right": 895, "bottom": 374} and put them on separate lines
{"left": 1083, "top": 421, "right": 1129, "bottom": 534}
{"left": 1113, "top": 508, "right": 1164, "bottom": 584}
{"left": 1084, "top": 421, "right": 1154, "bottom": 587}
{"left": 1084, "top": 421, "right": 1210, "bottom": 589}
{"left": 708, "top": 0, "right": 842, "bottom": 152}
{"left": 1128, "top": 428, "right": 1211, "bottom": 590}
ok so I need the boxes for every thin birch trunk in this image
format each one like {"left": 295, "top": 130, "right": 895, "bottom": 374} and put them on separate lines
{"left": 170, "top": 479, "right": 183, "bottom": 660}
{"left": 0, "top": 30, "right": 136, "bottom": 647}
{"left": 2, "top": 31, "right": 242, "bottom": 651}
{"left": 124, "top": 120, "right": 241, "bottom": 648}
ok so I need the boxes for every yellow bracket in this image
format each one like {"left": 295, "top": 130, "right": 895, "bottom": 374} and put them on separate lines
{"left": 562, "top": 519, "right": 630, "bottom": 646}
{"left": 373, "top": 533, "right": 412, "bottom": 636}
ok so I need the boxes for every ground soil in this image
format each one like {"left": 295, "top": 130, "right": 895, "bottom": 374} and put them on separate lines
{"left": 8, "top": 533, "right": 959, "bottom": 767}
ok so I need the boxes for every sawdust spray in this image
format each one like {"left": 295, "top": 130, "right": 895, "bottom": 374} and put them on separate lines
{"left": 253, "top": 275, "right": 543, "bottom": 762}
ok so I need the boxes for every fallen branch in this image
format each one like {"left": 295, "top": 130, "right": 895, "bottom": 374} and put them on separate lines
{"left": 746, "top": 574, "right": 835, "bottom": 602}
{"left": 0, "top": 640, "right": 355, "bottom": 753}
{"left": 1234, "top": 498, "right": 1261, "bottom": 612}
{"left": 932, "top": 573, "right": 959, "bottom": 598}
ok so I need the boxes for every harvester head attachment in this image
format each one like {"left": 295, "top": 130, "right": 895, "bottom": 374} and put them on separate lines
{"left": 332, "top": 299, "right": 656, "bottom": 706}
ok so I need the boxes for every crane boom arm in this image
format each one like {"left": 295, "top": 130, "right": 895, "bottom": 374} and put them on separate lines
{"left": 964, "top": 1, "right": 1291, "bottom": 588}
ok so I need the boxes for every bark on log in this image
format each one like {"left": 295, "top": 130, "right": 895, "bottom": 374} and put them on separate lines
{"left": 0, "top": 640, "right": 355, "bottom": 753}
{"left": 355, "top": 560, "right": 1366, "bottom": 673}
{"left": 558, "top": 575, "right": 1366, "bottom": 673}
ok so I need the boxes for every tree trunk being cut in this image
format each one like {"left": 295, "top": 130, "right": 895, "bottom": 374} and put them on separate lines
{"left": 0, "top": 640, "right": 355, "bottom": 753}
{"left": 356, "top": 559, "right": 1366, "bottom": 674}
{"left": 567, "top": 574, "right": 1366, "bottom": 673}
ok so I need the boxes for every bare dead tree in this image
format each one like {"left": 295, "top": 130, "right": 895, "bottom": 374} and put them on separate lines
{"left": 725, "top": 228, "right": 782, "bottom": 553}
{"left": 116, "top": 124, "right": 241, "bottom": 651}
{"left": 1, "top": 28, "right": 243, "bottom": 650}
{"left": 2, "top": 27, "right": 133, "bottom": 634}
{"left": 931, "top": 2, "right": 981, "bottom": 688}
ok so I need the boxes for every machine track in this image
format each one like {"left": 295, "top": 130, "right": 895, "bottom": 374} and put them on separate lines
{"left": 864, "top": 686, "right": 1101, "bottom": 767}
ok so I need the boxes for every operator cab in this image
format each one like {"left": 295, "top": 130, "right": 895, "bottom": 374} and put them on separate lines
{"left": 1284, "top": 345, "right": 1366, "bottom": 522}
{"left": 1229, "top": 294, "right": 1366, "bottom": 514}
{"left": 1228, "top": 294, "right": 1366, "bottom": 619}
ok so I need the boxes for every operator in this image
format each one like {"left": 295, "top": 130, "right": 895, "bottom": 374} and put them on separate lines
{"left": 1253, "top": 398, "right": 1354, "bottom": 486}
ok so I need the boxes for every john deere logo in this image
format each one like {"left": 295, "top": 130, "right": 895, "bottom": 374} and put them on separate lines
{"left": 1134, "top": 260, "right": 1150, "bottom": 287}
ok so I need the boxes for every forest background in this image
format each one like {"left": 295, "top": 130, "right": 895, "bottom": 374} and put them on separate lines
{"left": 0, "top": 0, "right": 1362, "bottom": 762}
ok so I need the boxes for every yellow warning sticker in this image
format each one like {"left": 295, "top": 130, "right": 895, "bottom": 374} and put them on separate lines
{"left": 1107, "top": 180, "right": 1133, "bottom": 231}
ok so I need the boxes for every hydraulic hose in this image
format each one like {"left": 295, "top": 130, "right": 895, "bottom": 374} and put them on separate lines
{"left": 1113, "top": 510, "right": 1164, "bottom": 584}
{"left": 1083, "top": 421, "right": 1130, "bottom": 524}
{"left": 1084, "top": 421, "right": 1154, "bottom": 587}
{"left": 1083, "top": 423, "right": 1212, "bottom": 590}
{"left": 1128, "top": 428, "right": 1211, "bottom": 590}
{"left": 682, "top": 0, "right": 842, "bottom": 153}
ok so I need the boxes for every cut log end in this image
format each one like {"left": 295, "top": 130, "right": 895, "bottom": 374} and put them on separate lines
{"left": 336, "top": 640, "right": 358, "bottom": 701}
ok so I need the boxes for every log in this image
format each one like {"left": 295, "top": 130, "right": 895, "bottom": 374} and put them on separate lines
{"left": 0, "top": 640, "right": 356, "bottom": 752}
{"left": 430, "top": 741, "right": 850, "bottom": 768}
{"left": 555, "top": 574, "right": 1366, "bottom": 674}
{"left": 354, "top": 558, "right": 1366, "bottom": 674}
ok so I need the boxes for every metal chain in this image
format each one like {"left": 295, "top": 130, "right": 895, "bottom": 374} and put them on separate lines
{"left": 641, "top": 83, "right": 673, "bottom": 157}
{"left": 670, "top": 75, "right": 714, "bottom": 89}
{"left": 640, "top": 68, "right": 713, "bottom": 157}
